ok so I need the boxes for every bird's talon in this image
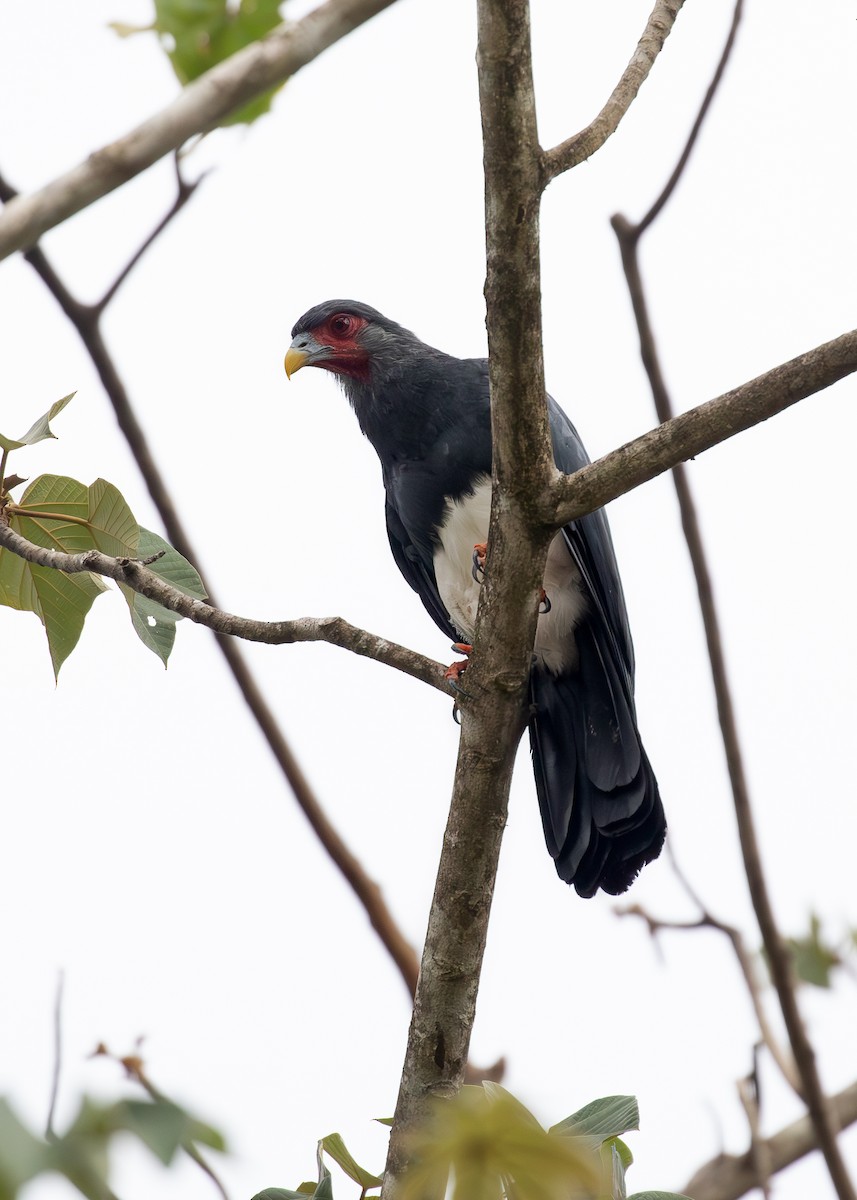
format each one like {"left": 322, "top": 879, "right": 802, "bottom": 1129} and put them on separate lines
{"left": 538, "top": 588, "right": 552, "bottom": 615}
{"left": 445, "top": 643, "right": 473, "bottom": 694}
{"left": 471, "top": 542, "right": 487, "bottom": 583}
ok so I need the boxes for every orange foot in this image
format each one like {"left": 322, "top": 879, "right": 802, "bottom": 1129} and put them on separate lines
{"left": 444, "top": 642, "right": 473, "bottom": 683}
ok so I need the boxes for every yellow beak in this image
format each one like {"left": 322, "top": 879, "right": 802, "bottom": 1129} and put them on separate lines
{"left": 284, "top": 347, "right": 309, "bottom": 379}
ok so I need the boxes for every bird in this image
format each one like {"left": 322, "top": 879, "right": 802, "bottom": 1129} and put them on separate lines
{"left": 285, "top": 299, "right": 665, "bottom": 897}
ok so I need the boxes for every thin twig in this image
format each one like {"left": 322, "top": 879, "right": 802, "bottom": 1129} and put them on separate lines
{"left": 541, "top": 0, "right": 686, "bottom": 180}
{"left": 636, "top": 0, "right": 744, "bottom": 237}
{"left": 609, "top": 1, "right": 856, "bottom": 1192}
{"left": 737, "top": 1053, "right": 772, "bottom": 1200}
{"left": 617, "top": 898, "right": 800, "bottom": 1092}
{"left": 684, "top": 1079, "right": 857, "bottom": 1200}
{"left": 45, "top": 970, "right": 64, "bottom": 1141}
{"left": 93, "top": 152, "right": 205, "bottom": 315}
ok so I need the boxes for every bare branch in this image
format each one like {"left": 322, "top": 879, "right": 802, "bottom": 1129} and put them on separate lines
{"left": 0, "top": 165, "right": 425, "bottom": 1004}
{"left": 684, "top": 1080, "right": 857, "bottom": 1200}
{"left": 45, "top": 971, "right": 64, "bottom": 1141}
{"left": 609, "top": 13, "right": 856, "bottom": 1188}
{"left": 93, "top": 153, "right": 205, "bottom": 315}
{"left": 0, "top": 520, "right": 451, "bottom": 695}
{"left": 0, "top": 0, "right": 399, "bottom": 261}
{"left": 617, "top": 899, "right": 800, "bottom": 1093}
{"left": 636, "top": 0, "right": 743, "bottom": 237}
{"left": 545, "top": 328, "right": 857, "bottom": 528}
{"left": 737, "top": 1065, "right": 772, "bottom": 1200}
{"left": 541, "top": 0, "right": 686, "bottom": 181}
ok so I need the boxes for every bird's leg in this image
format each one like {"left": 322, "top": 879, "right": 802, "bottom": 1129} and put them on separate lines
{"left": 473, "top": 539, "right": 551, "bottom": 614}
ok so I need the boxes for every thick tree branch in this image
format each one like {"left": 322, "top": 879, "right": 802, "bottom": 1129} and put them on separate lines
{"left": 541, "top": 0, "right": 686, "bottom": 180}
{"left": 684, "top": 1080, "right": 857, "bottom": 1200}
{"left": 0, "top": 0, "right": 399, "bottom": 261}
{"left": 544, "top": 328, "right": 857, "bottom": 528}
{"left": 383, "top": 2, "right": 555, "bottom": 1195}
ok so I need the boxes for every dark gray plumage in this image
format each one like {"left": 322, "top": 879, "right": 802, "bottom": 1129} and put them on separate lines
{"left": 286, "top": 300, "right": 665, "bottom": 896}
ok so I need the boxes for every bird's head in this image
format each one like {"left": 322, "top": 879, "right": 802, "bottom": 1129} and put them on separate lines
{"left": 285, "top": 300, "right": 423, "bottom": 386}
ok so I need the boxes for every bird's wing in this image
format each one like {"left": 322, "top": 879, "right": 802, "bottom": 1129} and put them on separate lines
{"left": 384, "top": 495, "right": 459, "bottom": 643}
{"left": 546, "top": 396, "right": 636, "bottom": 682}
{"left": 528, "top": 397, "right": 663, "bottom": 896}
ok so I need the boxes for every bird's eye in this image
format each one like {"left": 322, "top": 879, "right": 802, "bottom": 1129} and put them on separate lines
{"left": 330, "top": 314, "right": 353, "bottom": 337}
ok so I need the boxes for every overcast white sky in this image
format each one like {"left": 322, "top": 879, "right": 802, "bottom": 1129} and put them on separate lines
{"left": 1, "top": 1, "right": 856, "bottom": 1198}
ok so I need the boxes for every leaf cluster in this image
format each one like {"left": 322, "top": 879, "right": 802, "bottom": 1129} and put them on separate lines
{"left": 0, "top": 1094, "right": 224, "bottom": 1200}
{"left": 253, "top": 1088, "right": 692, "bottom": 1200}
{"left": 0, "top": 395, "right": 205, "bottom": 676}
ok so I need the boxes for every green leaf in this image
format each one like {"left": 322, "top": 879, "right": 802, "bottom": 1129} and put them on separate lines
{"left": 118, "top": 1099, "right": 224, "bottom": 1164}
{"left": 785, "top": 913, "right": 841, "bottom": 989}
{"left": 550, "top": 1096, "right": 640, "bottom": 1141}
{"left": 250, "top": 1191, "right": 317, "bottom": 1200}
{"left": 401, "top": 1085, "right": 600, "bottom": 1200}
{"left": 601, "top": 1139, "right": 626, "bottom": 1200}
{"left": 118, "top": 527, "right": 206, "bottom": 666}
{"left": 627, "top": 1193, "right": 693, "bottom": 1199}
{"left": 87, "top": 477, "right": 138, "bottom": 557}
{"left": 0, "top": 1099, "right": 51, "bottom": 1196}
{"left": 312, "top": 1179, "right": 334, "bottom": 1199}
{"left": 0, "top": 392, "right": 75, "bottom": 452}
{"left": 481, "top": 1083, "right": 542, "bottom": 1130}
{"left": 127, "top": 0, "right": 286, "bottom": 125}
{"left": 319, "top": 1133, "right": 383, "bottom": 1189}
{"left": 1, "top": 475, "right": 107, "bottom": 678}
{"left": 605, "top": 1137, "right": 633, "bottom": 1171}
{"left": 311, "top": 1142, "right": 334, "bottom": 1200}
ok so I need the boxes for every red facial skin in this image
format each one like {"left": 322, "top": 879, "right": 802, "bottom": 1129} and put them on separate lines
{"left": 309, "top": 313, "right": 371, "bottom": 383}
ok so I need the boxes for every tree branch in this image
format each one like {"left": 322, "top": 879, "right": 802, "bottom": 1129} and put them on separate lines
{"left": 684, "top": 1080, "right": 857, "bottom": 1200}
{"left": 634, "top": 0, "right": 743, "bottom": 238}
{"left": 545, "top": 328, "right": 857, "bottom": 528}
{"left": 0, "top": 0, "right": 399, "bottom": 261}
{"left": 608, "top": 7, "right": 856, "bottom": 1189}
{"left": 541, "top": 0, "right": 686, "bottom": 180}
{"left": 0, "top": 164, "right": 424, "bottom": 1001}
{"left": 383, "top": 1, "right": 554, "bottom": 1193}
{"left": 0, "top": 520, "right": 452, "bottom": 693}
{"left": 616, "top": 898, "right": 801, "bottom": 1094}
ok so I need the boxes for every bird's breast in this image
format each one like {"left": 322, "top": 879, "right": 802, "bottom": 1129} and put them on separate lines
{"left": 432, "top": 476, "right": 586, "bottom": 672}
{"left": 433, "top": 476, "right": 493, "bottom": 643}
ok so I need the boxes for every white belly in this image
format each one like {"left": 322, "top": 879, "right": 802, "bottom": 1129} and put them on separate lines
{"left": 432, "top": 476, "right": 586, "bottom": 674}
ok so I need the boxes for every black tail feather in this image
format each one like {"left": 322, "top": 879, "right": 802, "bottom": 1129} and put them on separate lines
{"left": 528, "top": 625, "right": 666, "bottom": 898}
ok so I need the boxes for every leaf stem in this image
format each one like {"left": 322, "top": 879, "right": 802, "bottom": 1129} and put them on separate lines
{"left": 8, "top": 506, "right": 92, "bottom": 528}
